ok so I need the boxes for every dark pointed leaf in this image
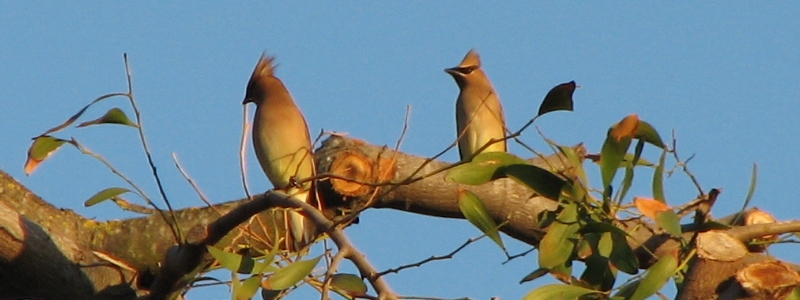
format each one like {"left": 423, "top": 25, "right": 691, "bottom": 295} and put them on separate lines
{"left": 84, "top": 187, "right": 132, "bottom": 207}
{"left": 446, "top": 152, "right": 527, "bottom": 185}
{"left": 502, "top": 164, "right": 566, "bottom": 200}
{"left": 523, "top": 284, "right": 599, "bottom": 300}
{"left": 77, "top": 107, "right": 138, "bottom": 128}
{"left": 519, "top": 268, "right": 550, "bottom": 284}
{"left": 330, "top": 273, "right": 368, "bottom": 296}
{"left": 458, "top": 189, "right": 505, "bottom": 250}
{"left": 537, "top": 81, "right": 577, "bottom": 117}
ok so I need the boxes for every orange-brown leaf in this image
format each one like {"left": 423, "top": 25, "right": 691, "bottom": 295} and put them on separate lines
{"left": 634, "top": 197, "right": 670, "bottom": 220}
{"left": 610, "top": 114, "right": 640, "bottom": 142}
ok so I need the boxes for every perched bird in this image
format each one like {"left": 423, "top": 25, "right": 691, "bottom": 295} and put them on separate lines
{"left": 243, "top": 54, "right": 319, "bottom": 252}
{"left": 445, "top": 49, "right": 507, "bottom": 161}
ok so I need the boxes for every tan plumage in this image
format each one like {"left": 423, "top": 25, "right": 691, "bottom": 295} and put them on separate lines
{"left": 445, "top": 49, "right": 507, "bottom": 161}
{"left": 243, "top": 54, "right": 318, "bottom": 252}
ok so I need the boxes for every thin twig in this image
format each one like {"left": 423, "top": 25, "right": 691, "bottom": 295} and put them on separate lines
{"left": 122, "top": 53, "right": 181, "bottom": 242}
{"left": 376, "top": 235, "right": 486, "bottom": 278}
{"left": 669, "top": 130, "right": 704, "bottom": 196}
{"left": 394, "top": 105, "right": 412, "bottom": 152}
{"left": 171, "top": 153, "right": 222, "bottom": 215}
{"left": 240, "top": 105, "right": 254, "bottom": 200}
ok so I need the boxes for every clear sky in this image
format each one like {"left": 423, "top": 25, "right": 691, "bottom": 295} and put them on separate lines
{"left": 2, "top": 2, "right": 799, "bottom": 299}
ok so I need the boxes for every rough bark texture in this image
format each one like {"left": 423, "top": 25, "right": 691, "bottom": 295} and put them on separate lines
{"left": 1, "top": 135, "right": 797, "bottom": 299}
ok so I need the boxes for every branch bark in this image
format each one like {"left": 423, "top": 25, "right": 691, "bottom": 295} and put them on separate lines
{"left": 1, "top": 135, "right": 797, "bottom": 299}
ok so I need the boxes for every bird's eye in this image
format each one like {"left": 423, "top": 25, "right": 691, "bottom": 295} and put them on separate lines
{"left": 461, "top": 66, "right": 478, "bottom": 74}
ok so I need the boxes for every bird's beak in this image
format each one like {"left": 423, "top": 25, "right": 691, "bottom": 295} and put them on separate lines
{"left": 444, "top": 67, "right": 458, "bottom": 75}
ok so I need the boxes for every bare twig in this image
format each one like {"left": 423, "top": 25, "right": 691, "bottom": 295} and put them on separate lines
{"left": 669, "top": 131, "right": 704, "bottom": 196}
{"left": 122, "top": 53, "right": 181, "bottom": 242}
{"left": 394, "top": 105, "right": 412, "bottom": 152}
{"left": 240, "top": 104, "right": 254, "bottom": 200}
{"left": 376, "top": 235, "right": 486, "bottom": 278}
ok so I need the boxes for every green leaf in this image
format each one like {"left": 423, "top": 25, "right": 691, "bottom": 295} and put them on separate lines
{"left": 330, "top": 273, "right": 368, "bottom": 296}
{"left": 539, "top": 202, "right": 579, "bottom": 269}
{"left": 523, "top": 284, "right": 599, "bottom": 300}
{"left": 458, "top": 190, "right": 505, "bottom": 250}
{"left": 84, "top": 187, "right": 132, "bottom": 207}
{"left": 502, "top": 164, "right": 566, "bottom": 200}
{"left": 40, "top": 92, "right": 128, "bottom": 136}
{"left": 622, "top": 153, "right": 654, "bottom": 167}
{"left": 600, "top": 129, "right": 633, "bottom": 191}
{"left": 733, "top": 163, "right": 759, "bottom": 225}
{"left": 651, "top": 150, "right": 667, "bottom": 204}
{"left": 537, "top": 81, "right": 577, "bottom": 117}
{"left": 24, "top": 135, "right": 73, "bottom": 175}
{"left": 635, "top": 121, "right": 665, "bottom": 148}
{"left": 233, "top": 275, "right": 262, "bottom": 300}
{"left": 519, "top": 268, "right": 550, "bottom": 284}
{"left": 628, "top": 252, "right": 678, "bottom": 300}
{"left": 656, "top": 210, "right": 682, "bottom": 238}
{"left": 207, "top": 246, "right": 259, "bottom": 274}
{"left": 445, "top": 152, "right": 527, "bottom": 185}
{"left": 77, "top": 107, "right": 138, "bottom": 128}
{"left": 557, "top": 144, "right": 588, "bottom": 186}
{"left": 580, "top": 254, "right": 616, "bottom": 291}
{"left": 609, "top": 231, "right": 639, "bottom": 275}
{"left": 262, "top": 256, "right": 322, "bottom": 290}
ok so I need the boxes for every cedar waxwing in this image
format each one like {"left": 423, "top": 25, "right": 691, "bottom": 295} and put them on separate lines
{"left": 243, "top": 54, "right": 319, "bottom": 252}
{"left": 445, "top": 49, "right": 508, "bottom": 161}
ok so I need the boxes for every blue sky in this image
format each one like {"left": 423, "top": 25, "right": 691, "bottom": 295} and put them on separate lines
{"left": 2, "top": 2, "right": 799, "bottom": 299}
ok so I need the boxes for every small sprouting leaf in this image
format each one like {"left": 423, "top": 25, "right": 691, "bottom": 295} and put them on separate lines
{"left": 77, "top": 107, "right": 138, "bottom": 128}
{"left": 519, "top": 268, "right": 550, "bottom": 284}
{"left": 262, "top": 256, "right": 321, "bottom": 290}
{"left": 539, "top": 202, "right": 579, "bottom": 269}
{"left": 636, "top": 121, "right": 665, "bottom": 148}
{"left": 84, "top": 187, "right": 132, "bottom": 207}
{"left": 446, "top": 152, "right": 527, "bottom": 185}
{"left": 458, "top": 189, "right": 505, "bottom": 250}
{"left": 656, "top": 210, "right": 682, "bottom": 238}
{"left": 502, "top": 164, "right": 566, "bottom": 200}
{"left": 24, "top": 136, "right": 73, "bottom": 175}
{"left": 330, "top": 273, "right": 368, "bottom": 296}
{"left": 523, "top": 284, "right": 599, "bottom": 300}
{"left": 628, "top": 249, "right": 679, "bottom": 300}
{"left": 537, "top": 81, "right": 577, "bottom": 117}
